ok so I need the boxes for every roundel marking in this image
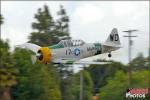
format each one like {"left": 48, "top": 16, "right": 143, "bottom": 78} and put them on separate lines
{"left": 74, "top": 48, "right": 80, "bottom": 56}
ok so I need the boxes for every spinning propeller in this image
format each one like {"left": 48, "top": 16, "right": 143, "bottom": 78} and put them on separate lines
{"left": 17, "top": 43, "right": 52, "bottom": 64}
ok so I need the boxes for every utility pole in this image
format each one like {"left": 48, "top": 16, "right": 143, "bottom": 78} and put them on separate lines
{"left": 123, "top": 29, "right": 138, "bottom": 87}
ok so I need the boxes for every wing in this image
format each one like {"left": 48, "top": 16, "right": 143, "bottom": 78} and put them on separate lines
{"left": 52, "top": 59, "right": 111, "bottom": 65}
{"left": 73, "top": 61, "right": 111, "bottom": 65}
{"left": 52, "top": 58, "right": 75, "bottom": 64}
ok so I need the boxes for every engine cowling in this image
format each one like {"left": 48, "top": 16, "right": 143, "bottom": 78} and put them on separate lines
{"left": 37, "top": 47, "right": 52, "bottom": 64}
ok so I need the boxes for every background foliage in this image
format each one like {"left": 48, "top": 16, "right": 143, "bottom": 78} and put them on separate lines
{"left": 0, "top": 5, "right": 149, "bottom": 100}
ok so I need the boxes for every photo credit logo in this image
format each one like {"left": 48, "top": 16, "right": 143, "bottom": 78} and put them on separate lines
{"left": 126, "top": 88, "right": 149, "bottom": 99}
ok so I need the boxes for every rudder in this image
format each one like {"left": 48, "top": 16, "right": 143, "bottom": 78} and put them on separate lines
{"left": 104, "top": 28, "right": 121, "bottom": 46}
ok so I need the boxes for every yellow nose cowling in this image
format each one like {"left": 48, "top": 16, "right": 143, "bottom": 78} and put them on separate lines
{"left": 38, "top": 47, "right": 51, "bottom": 64}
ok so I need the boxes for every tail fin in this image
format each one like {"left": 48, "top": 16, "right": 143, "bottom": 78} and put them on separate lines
{"left": 104, "top": 28, "right": 121, "bottom": 47}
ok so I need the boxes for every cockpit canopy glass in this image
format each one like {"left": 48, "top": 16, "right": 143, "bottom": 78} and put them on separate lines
{"left": 58, "top": 40, "right": 85, "bottom": 47}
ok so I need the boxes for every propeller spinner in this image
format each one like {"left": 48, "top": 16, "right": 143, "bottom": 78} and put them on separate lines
{"left": 37, "top": 47, "right": 51, "bottom": 64}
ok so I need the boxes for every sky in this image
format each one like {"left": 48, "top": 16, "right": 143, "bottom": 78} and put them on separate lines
{"left": 1, "top": 1, "right": 149, "bottom": 65}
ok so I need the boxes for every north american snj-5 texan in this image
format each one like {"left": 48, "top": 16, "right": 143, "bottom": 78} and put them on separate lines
{"left": 17, "top": 28, "right": 121, "bottom": 65}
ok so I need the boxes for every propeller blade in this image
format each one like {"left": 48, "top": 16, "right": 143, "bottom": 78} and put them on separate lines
{"left": 31, "top": 55, "right": 37, "bottom": 64}
{"left": 16, "top": 43, "right": 41, "bottom": 54}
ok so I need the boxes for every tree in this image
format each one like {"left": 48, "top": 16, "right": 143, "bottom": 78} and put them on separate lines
{"left": 87, "top": 61, "right": 126, "bottom": 94}
{"left": 99, "top": 70, "right": 128, "bottom": 100}
{"left": 54, "top": 5, "right": 73, "bottom": 100}
{"left": 99, "top": 70, "right": 149, "bottom": 100}
{"left": 0, "top": 14, "right": 4, "bottom": 24}
{"left": 132, "top": 70, "right": 149, "bottom": 88}
{"left": 55, "top": 70, "right": 93, "bottom": 100}
{"left": 29, "top": 5, "right": 56, "bottom": 46}
{"left": 0, "top": 39, "right": 17, "bottom": 100}
{"left": 12, "top": 48, "right": 61, "bottom": 100}
{"left": 130, "top": 53, "right": 148, "bottom": 70}
{"left": 58, "top": 64, "right": 74, "bottom": 100}
{"left": 56, "top": 5, "right": 70, "bottom": 38}
{"left": 98, "top": 54, "right": 150, "bottom": 100}
{"left": 67, "top": 70, "right": 93, "bottom": 100}
{"left": 82, "top": 70, "right": 93, "bottom": 100}
{"left": 28, "top": 5, "right": 73, "bottom": 100}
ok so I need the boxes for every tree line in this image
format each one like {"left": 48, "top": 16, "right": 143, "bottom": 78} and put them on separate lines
{"left": 0, "top": 5, "right": 149, "bottom": 100}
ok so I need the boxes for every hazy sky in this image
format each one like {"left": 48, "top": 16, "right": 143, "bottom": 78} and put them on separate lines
{"left": 1, "top": 1, "right": 149, "bottom": 64}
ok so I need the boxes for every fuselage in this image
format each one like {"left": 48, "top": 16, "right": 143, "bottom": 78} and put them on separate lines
{"left": 51, "top": 43, "right": 101, "bottom": 60}
{"left": 49, "top": 42, "right": 119, "bottom": 63}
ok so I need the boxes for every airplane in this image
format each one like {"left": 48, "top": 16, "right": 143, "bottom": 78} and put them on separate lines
{"left": 17, "top": 28, "right": 121, "bottom": 65}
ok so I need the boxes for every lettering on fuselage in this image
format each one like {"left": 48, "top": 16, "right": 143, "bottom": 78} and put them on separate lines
{"left": 66, "top": 48, "right": 81, "bottom": 56}
{"left": 87, "top": 44, "right": 102, "bottom": 55}
{"left": 66, "top": 49, "right": 72, "bottom": 55}
{"left": 110, "top": 34, "right": 119, "bottom": 41}
{"left": 87, "top": 47, "right": 97, "bottom": 51}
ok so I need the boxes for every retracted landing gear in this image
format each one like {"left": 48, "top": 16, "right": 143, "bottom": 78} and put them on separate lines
{"left": 108, "top": 53, "right": 112, "bottom": 57}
